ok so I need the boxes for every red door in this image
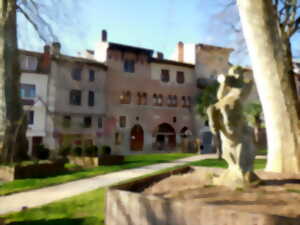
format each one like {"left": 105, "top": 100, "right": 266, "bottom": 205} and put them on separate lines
{"left": 130, "top": 125, "right": 144, "bottom": 151}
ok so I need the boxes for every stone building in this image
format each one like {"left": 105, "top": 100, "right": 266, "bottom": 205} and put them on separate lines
{"left": 20, "top": 30, "right": 261, "bottom": 155}
{"left": 20, "top": 43, "right": 108, "bottom": 154}
{"left": 46, "top": 43, "right": 108, "bottom": 151}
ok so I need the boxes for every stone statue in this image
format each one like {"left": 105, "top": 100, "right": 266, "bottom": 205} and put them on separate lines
{"left": 207, "top": 66, "right": 259, "bottom": 188}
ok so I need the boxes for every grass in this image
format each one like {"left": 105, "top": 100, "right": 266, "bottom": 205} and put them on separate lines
{"left": 3, "top": 165, "right": 189, "bottom": 225}
{"left": 4, "top": 188, "right": 106, "bottom": 225}
{"left": 0, "top": 153, "right": 194, "bottom": 196}
{"left": 190, "top": 158, "right": 267, "bottom": 170}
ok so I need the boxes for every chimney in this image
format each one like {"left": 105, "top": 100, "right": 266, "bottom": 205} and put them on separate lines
{"left": 39, "top": 45, "right": 51, "bottom": 73}
{"left": 178, "top": 41, "right": 184, "bottom": 62}
{"left": 44, "top": 45, "right": 50, "bottom": 54}
{"left": 157, "top": 52, "right": 164, "bottom": 59}
{"left": 102, "top": 30, "right": 107, "bottom": 42}
{"left": 51, "top": 42, "right": 61, "bottom": 57}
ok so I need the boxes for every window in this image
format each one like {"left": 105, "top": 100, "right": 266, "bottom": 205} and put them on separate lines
{"left": 187, "top": 96, "right": 192, "bottom": 107}
{"left": 173, "top": 95, "right": 178, "bottom": 106}
{"left": 27, "top": 111, "right": 34, "bottom": 125}
{"left": 137, "top": 92, "right": 142, "bottom": 105}
{"left": 63, "top": 115, "right": 71, "bottom": 128}
{"left": 124, "top": 60, "right": 135, "bottom": 73}
{"left": 71, "top": 68, "right": 82, "bottom": 81}
{"left": 98, "top": 117, "right": 103, "bottom": 128}
{"left": 20, "top": 84, "right": 36, "bottom": 98}
{"left": 142, "top": 93, "right": 147, "bottom": 105}
{"left": 119, "top": 116, "right": 126, "bottom": 128}
{"left": 88, "top": 91, "right": 95, "bottom": 107}
{"left": 173, "top": 117, "right": 177, "bottom": 123}
{"left": 115, "top": 132, "right": 122, "bottom": 145}
{"left": 161, "top": 69, "right": 170, "bottom": 82}
{"left": 158, "top": 94, "right": 163, "bottom": 106}
{"left": 167, "top": 95, "right": 172, "bottom": 106}
{"left": 153, "top": 94, "right": 158, "bottom": 105}
{"left": 176, "top": 71, "right": 185, "bottom": 84}
{"left": 89, "top": 70, "right": 95, "bottom": 82}
{"left": 84, "top": 116, "right": 92, "bottom": 128}
{"left": 120, "top": 91, "right": 131, "bottom": 104}
{"left": 182, "top": 96, "right": 186, "bottom": 107}
{"left": 20, "top": 55, "right": 38, "bottom": 71}
{"left": 70, "top": 90, "right": 82, "bottom": 105}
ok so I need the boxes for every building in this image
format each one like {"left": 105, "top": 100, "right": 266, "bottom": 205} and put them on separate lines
{"left": 19, "top": 48, "right": 51, "bottom": 155}
{"left": 19, "top": 30, "right": 261, "bottom": 155}
{"left": 46, "top": 43, "right": 108, "bottom": 151}
{"left": 20, "top": 43, "right": 108, "bottom": 155}
{"left": 82, "top": 31, "right": 235, "bottom": 154}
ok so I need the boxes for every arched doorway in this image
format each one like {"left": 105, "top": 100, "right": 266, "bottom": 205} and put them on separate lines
{"left": 155, "top": 123, "right": 176, "bottom": 151}
{"left": 130, "top": 124, "right": 144, "bottom": 151}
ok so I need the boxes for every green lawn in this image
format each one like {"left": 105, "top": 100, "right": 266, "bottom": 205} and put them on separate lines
{"left": 0, "top": 153, "right": 194, "bottom": 196}
{"left": 4, "top": 188, "right": 106, "bottom": 225}
{"left": 190, "top": 158, "right": 267, "bottom": 170}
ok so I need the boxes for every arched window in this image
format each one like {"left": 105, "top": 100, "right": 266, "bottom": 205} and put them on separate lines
{"left": 137, "top": 92, "right": 142, "bottom": 105}
{"left": 167, "top": 95, "right": 172, "bottom": 106}
{"left": 158, "top": 94, "right": 163, "bottom": 106}
{"left": 126, "top": 91, "right": 131, "bottom": 104}
{"left": 120, "top": 91, "right": 131, "bottom": 104}
{"left": 173, "top": 95, "right": 178, "bottom": 106}
{"left": 187, "top": 96, "right": 192, "bottom": 106}
{"left": 153, "top": 94, "right": 158, "bottom": 105}
{"left": 120, "top": 91, "right": 126, "bottom": 104}
{"left": 142, "top": 93, "right": 147, "bottom": 105}
{"left": 182, "top": 96, "right": 186, "bottom": 107}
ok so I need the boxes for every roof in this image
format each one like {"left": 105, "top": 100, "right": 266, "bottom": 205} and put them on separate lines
{"left": 197, "top": 43, "right": 234, "bottom": 52}
{"left": 57, "top": 55, "right": 108, "bottom": 70}
{"left": 19, "top": 49, "right": 108, "bottom": 70}
{"left": 108, "top": 42, "right": 154, "bottom": 57}
{"left": 150, "top": 57, "right": 195, "bottom": 68}
{"left": 19, "top": 49, "right": 43, "bottom": 57}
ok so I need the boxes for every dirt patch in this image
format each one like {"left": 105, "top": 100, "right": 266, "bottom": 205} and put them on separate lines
{"left": 143, "top": 167, "right": 300, "bottom": 218}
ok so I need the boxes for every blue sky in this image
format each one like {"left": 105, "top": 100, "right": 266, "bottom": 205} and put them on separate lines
{"left": 19, "top": 1, "right": 300, "bottom": 65}
{"left": 18, "top": 1, "right": 248, "bottom": 64}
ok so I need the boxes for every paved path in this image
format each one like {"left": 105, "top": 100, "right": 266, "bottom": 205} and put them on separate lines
{"left": 0, "top": 154, "right": 217, "bottom": 215}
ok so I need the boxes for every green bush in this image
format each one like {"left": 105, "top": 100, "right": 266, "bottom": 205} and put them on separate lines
{"left": 59, "top": 146, "right": 72, "bottom": 157}
{"left": 85, "top": 145, "right": 98, "bottom": 157}
{"left": 100, "top": 145, "right": 111, "bottom": 155}
{"left": 36, "top": 144, "right": 50, "bottom": 160}
{"left": 72, "top": 147, "right": 83, "bottom": 157}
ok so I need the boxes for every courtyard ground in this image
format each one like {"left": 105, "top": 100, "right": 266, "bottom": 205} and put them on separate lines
{"left": 2, "top": 157, "right": 266, "bottom": 225}
{"left": 0, "top": 154, "right": 215, "bottom": 216}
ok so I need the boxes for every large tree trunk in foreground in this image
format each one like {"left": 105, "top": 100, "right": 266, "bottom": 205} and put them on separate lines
{"left": 237, "top": 0, "right": 300, "bottom": 173}
{"left": 0, "top": 0, "right": 28, "bottom": 163}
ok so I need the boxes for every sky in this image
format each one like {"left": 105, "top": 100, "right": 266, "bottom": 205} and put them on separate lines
{"left": 18, "top": 1, "right": 246, "bottom": 65}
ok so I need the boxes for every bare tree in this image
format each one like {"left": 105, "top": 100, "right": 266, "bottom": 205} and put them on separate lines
{"left": 0, "top": 0, "right": 78, "bottom": 163}
{"left": 236, "top": 0, "right": 300, "bottom": 173}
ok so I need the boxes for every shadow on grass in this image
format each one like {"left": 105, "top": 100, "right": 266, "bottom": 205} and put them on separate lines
{"left": 7, "top": 217, "right": 103, "bottom": 225}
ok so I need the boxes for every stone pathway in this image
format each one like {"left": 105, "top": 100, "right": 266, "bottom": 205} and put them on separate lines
{"left": 0, "top": 154, "right": 217, "bottom": 215}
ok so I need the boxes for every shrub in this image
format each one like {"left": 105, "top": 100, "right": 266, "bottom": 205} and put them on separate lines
{"left": 72, "top": 147, "right": 83, "bottom": 157}
{"left": 85, "top": 145, "right": 98, "bottom": 157}
{"left": 59, "top": 146, "right": 71, "bottom": 157}
{"left": 36, "top": 144, "right": 50, "bottom": 160}
{"left": 100, "top": 145, "right": 111, "bottom": 155}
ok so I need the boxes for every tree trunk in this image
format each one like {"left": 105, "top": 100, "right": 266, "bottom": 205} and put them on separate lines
{"left": 237, "top": 0, "right": 300, "bottom": 173}
{"left": 0, "top": 0, "right": 28, "bottom": 163}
